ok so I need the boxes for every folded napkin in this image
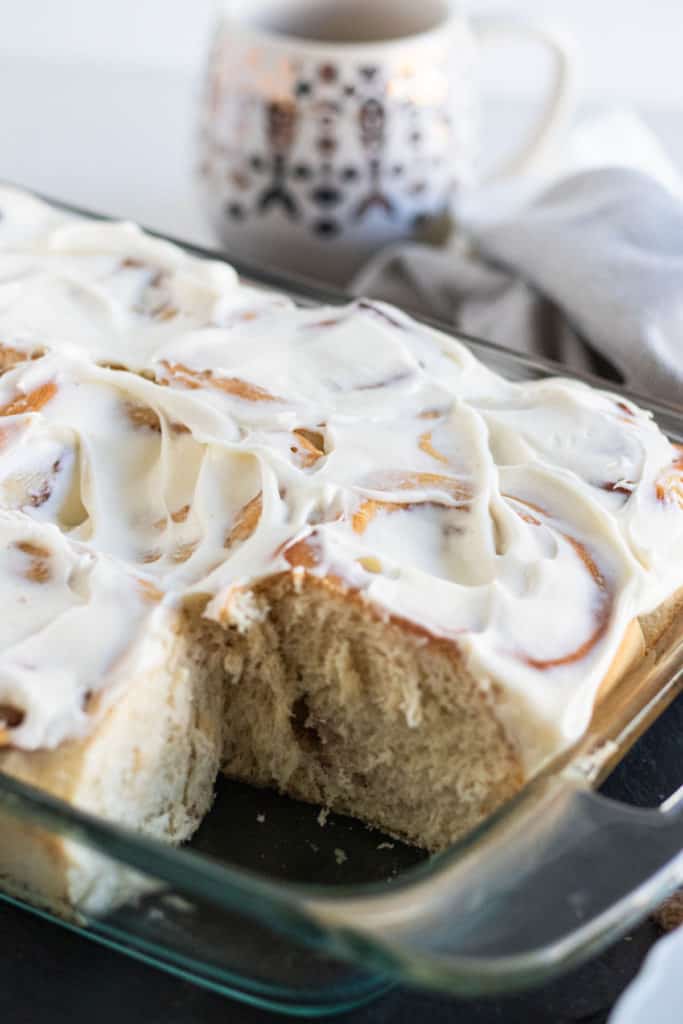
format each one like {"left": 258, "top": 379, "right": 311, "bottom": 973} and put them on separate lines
{"left": 353, "top": 166, "right": 683, "bottom": 407}
{"left": 610, "top": 918, "right": 683, "bottom": 1023}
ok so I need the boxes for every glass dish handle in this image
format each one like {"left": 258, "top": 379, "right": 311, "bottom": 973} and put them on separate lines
{"left": 303, "top": 774, "right": 683, "bottom": 995}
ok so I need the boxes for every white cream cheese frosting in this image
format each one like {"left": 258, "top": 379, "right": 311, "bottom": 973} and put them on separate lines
{"left": 0, "top": 186, "right": 681, "bottom": 767}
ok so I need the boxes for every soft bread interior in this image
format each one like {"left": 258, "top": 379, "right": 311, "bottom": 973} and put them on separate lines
{"left": 213, "top": 575, "right": 524, "bottom": 852}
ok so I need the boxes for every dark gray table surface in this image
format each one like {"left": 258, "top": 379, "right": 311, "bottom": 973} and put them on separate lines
{"left": 0, "top": 694, "right": 680, "bottom": 1024}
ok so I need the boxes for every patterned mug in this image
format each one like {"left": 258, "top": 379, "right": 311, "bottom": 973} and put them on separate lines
{"left": 198, "top": 0, "right": 576, "bottom": 283}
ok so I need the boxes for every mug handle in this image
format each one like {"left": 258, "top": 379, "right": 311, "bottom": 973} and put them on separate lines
{"left": 472, "top": 16, "right": 578, "bottom": 181}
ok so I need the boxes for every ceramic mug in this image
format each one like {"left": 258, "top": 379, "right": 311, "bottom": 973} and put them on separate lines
{"left": 198, "top": 0, "right": 576, "bottom": 283}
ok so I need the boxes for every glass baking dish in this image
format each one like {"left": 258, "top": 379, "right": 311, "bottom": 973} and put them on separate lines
{"left": 1, "top": 194, "right": 683, "bottom": 1018}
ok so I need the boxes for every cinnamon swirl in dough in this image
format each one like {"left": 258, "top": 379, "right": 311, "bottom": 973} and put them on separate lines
{"left": 0, "top": 187, "right": 681, "bottom": 915}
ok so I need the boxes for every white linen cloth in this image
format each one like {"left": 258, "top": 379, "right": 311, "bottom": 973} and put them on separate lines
{"left": 352, "top": 113, "right": 683, "bottom": 408}
{"left": 609, "top": 922, "right": 683, "bottom": 1024}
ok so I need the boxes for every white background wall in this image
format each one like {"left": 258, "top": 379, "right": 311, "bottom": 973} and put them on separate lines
{"left": 0, "top": 1, "right": 681, "bottom": 251}
{"left": 0, "top": 0, "right": 681, "bottom": 106}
